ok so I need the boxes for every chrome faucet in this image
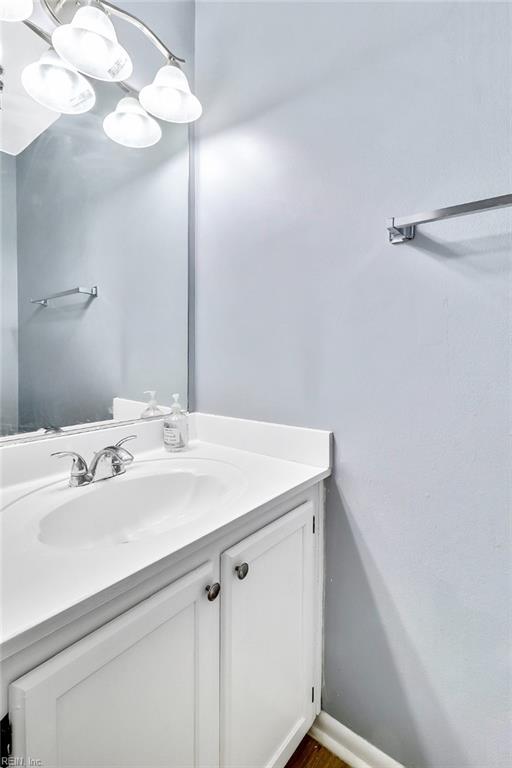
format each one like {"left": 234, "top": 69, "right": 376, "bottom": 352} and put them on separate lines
{"left": 52, "top": 436, "right": 137, "bottom": 487}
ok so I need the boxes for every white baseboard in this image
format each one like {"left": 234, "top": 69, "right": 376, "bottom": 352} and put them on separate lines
{"left": 309, "top": 711, "right": 405, "bottom": 768}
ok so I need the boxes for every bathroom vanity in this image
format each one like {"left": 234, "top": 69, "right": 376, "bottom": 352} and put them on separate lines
{"left": 0, "top": 414, "right": 331, "bottom": 768}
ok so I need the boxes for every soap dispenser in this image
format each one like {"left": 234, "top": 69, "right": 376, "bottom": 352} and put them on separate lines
{"left": 163, "top": 394, "right": 189, "bottom": 452}
{"left": 140, "top": 391, "right": 164, "bottom": 419}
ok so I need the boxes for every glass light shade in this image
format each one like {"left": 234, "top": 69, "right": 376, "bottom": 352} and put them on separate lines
{"left": 103, "top": 97, "right": 161, "bottom": 148}
{"left": 0, "top": 0, "right": 33, "bottom": 21}
{"left": 22, "top": 50, "right": 96, "bottom": 114}
{"left": 52, "top": 6, "right": 133, "bottom": 82}
{"left": 139, "top": 64, "right": 202, "bottom": 124}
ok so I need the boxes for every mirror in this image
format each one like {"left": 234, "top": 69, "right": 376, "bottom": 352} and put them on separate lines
{"left": 0, "top": 1, "right": 194, "bottom": 441}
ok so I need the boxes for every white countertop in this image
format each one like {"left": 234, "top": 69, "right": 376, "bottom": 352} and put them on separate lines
{"left": 1, "top": 414, "right": 331, "bottom": 659}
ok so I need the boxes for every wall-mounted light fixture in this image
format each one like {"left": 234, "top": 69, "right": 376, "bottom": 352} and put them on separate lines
{"left": 17, "top": 0, "right": 202, "bottom": 148}
{"left": 22, "top": 49, "right": 96, "bottom": 114}
{"left": 103, "top": 97, "right": 161, "bottom": 148}
{"left": 52, "top": 5, "right": 133, "bottom": 83}
{"left": 140, "top": 64, "right": 202, "bottom": 124}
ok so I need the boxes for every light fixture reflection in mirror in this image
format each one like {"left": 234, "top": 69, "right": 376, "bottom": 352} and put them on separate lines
{"left": 16, "top": 2, "right": 202, "bottom": 149}
{"left": 22, "top": 50, "right": 96, "bottom": 115}
{"left": 103, "top": 97, "right": 162, "bottom": 148}
{"left": 52, "top": 5, "right": 133, "bottom": 82}
{"left": 139, "top": 64, "right": 202, "bottom": 124}
{"left": 0, "top": 0, "right": 33, "bottom": 21}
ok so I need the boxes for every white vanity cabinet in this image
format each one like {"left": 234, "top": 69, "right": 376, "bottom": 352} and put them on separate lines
{"left": 221, "top": 502, "right": 316, "bottom": 768}
{"left": 7, "top": 497, "right": 322, "bottom": 768}
{"left": 9, "top": 562, "right": 221, "bottom": 767}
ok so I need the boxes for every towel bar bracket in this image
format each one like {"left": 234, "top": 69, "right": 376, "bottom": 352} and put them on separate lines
{"left": 387, "top": 220, "right": 415, "bottom": 244}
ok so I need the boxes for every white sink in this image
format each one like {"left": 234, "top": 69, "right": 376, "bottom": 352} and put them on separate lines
{"left": 7, "top": 458, "right": 246, "bottom": 550}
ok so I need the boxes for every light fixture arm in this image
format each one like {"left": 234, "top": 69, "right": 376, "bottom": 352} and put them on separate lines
{"left": 23, "top": 19, "right": 52, "bottom": 45}
{"left": 39, "top": 0, "right": 185, "bottom": 63}
{"left": 101, "top": 1, "right": 185, "bottom": 63}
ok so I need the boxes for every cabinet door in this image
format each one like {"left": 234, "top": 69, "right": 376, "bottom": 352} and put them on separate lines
{"left": 9, "top": 562, "right": 220, "bottom": 768}
{"left": 221, "top": 502, "right": 316, "bottom": 768}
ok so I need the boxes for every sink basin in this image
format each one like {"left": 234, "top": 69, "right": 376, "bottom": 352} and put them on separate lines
{"left": 7, "top": 458, "right": 246, "bottom": 550}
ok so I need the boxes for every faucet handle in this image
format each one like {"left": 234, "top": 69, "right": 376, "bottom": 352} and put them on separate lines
{"left": 51, "top": 451, "right": 88, "bottom": 474}
{"left": 113, "top": 435, "right": 137, "bottom": 464}
{"left": 51, "top": 451, "right": 89, "bottom": 486}
{"left": 114, "top": 435, "right": 137, "bottom": 449}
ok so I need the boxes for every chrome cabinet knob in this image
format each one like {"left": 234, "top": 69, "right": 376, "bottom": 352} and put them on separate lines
{"left": 205, "top": 583, "right": 221, "bottom": 601}
{"left": 235, "top": 563, "right": 249, "bottom": 580}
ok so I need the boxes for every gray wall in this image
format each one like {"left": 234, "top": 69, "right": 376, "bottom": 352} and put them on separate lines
{"left": 15, "top": 1, "right": 193, "bottom": 432}
{"left": 0, "top": 153, "right": 19, "bottom": 435}
{"left": 193, "top": 3, "right": 511, "bottom": 767}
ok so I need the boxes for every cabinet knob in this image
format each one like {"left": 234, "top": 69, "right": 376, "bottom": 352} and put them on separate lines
{"left": 235, "top": 562, "right": 249, "bottom": 580}
{"left": 205, "top": 583, "right": 221, "bottom": 601}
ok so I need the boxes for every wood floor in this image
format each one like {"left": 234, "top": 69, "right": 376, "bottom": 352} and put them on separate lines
{"left": 285, "top": 735, "right": 350, "bottom": 768}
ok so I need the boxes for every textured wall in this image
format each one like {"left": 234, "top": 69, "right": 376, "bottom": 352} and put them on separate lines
{"left": 0, "top": 153, "right": 18, "bottom": 435}
{"left": 193, "top": 3, "right": 512, "bottom": 766}
{"left": 15, "top": 1, "right": 192, "bottom": 432}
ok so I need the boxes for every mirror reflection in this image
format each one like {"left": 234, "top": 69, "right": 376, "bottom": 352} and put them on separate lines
{"left": 0, "top": 1, "right": 195, "bottom": 439}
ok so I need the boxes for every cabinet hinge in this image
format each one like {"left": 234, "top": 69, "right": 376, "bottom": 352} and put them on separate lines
{"left": 312, "top": 515, "right": 316, "bottom": 534}
{"left": 311, "top": 686, "right": 315, "bottom": 703}
{"left": 1, "top": 713, "right": 12, "bottom": 760}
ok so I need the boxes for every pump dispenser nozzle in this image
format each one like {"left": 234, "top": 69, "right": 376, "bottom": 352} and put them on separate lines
{"left": 171, "top": 393, "right": 182, "bottom": 413}
{"left": 140, "top": 391, "right": 164, "bottom": 418}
